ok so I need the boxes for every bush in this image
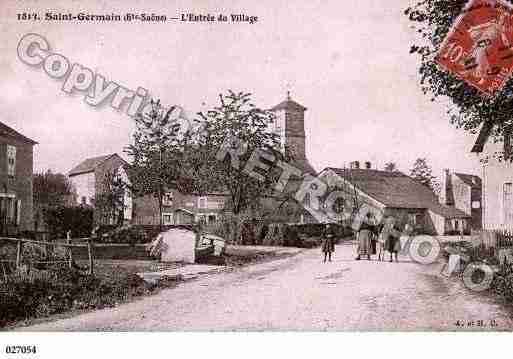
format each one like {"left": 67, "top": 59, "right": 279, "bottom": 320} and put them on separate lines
{"left": 491, "top": 260, "right": 513, "bottom": 302}
{"left": 44, "top": 205, "right": 94, "bottom": 238}
{"left": 0, "top": 264, "right": 165, "bottom": 328}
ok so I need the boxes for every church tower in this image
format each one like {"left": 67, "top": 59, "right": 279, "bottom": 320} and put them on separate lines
{"left": 271, "top": 93, "right": 315, "bottom": 175}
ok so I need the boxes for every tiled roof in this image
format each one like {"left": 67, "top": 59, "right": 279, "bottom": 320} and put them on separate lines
{"left": 69, "top": 154, "right": 117, "bottom": 176}
{"left": 454, "top": 173, "right": 482, "bottom": 188}
{"left": 0, "top": 121, "right": 38, "bottom": 145}
{"left": 325, "top": 167, "right": 469, "bottom": 218}
{"left": 270, "top": 99, "right": 307, "bottom": 112}
{"left": 429, "top": 203, "right": 470, "bottom": 218}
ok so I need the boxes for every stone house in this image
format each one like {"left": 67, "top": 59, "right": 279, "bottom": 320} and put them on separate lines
{"left": 318, "top": 164, "right": 471, "bottom": 235}
{"left": 440, "top": 169, "right": 482, "bottom": 231}
{"left": 68, "top": 153, "right": 132, "bottom": 224}
{"left": 471, "top": 122, "right": 513, "bottom": 229}
{"left": 0, "top": 121, "right": 37, "bottom": 235}
{"left": 133, "top": 191, "right": 226, "bottom": 226}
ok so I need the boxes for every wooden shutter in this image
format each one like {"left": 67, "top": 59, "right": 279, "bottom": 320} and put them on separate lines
{"left": 16, "top": 200, "right": 21, "bottom": 226}
{"left": 6, "top": 145, "right": 16, "bottom": 177}
{"left": 504, "top": 183, "right": 513, "bottom": 226}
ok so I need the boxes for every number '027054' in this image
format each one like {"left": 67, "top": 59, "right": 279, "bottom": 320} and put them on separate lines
{"left": 4, "top": 346, "right": 37, "bottom": 354}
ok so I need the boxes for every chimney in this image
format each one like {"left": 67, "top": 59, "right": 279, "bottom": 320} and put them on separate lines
{"left": 365, "top": 161, "right": 371, "bottom": 169}
{"left": 350, "top": 161, "right": 360, "bottom": 169}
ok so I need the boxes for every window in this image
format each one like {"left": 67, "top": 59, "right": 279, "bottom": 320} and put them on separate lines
{"left": 303, "top": 192, "right": 311, "bottom": 207}
{"left": 0, "top": 197, "right": 19, "bottom": 225}
{"left": 504, "top": 183, "right": 513, "bottom": 225}
{"left": 6, "top": 145, "right": 16, "bottom": 177}
{"left": 163, "top": 192, "right": 173, "bottom": 206}
{"left": 196, "top": 214, "right": 207, "bottom": 225}
{"left": 408, "top": 213, "right": 423, "bottom": 226}
{"left": 198, "top": 197, "right": 207, "bottom": 209}
{"left": 162, "top": 213, "right": 174, "bottom": 225}
{"left": 472, "top": 201, "right": 481, "bottom": 209}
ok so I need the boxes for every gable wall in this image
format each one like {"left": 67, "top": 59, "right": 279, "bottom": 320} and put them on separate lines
{"left": 0, "top": 135, "right": 35, "bottom": 232}
{"left": 482, "top": 157, "right": 513, "bottom": 229}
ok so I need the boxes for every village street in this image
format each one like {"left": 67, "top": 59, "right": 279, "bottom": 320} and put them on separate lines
{"left": 19, "top": 243, "right": 513, "bottom": 331}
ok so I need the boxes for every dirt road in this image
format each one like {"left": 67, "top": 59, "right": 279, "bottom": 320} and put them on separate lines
{"left": 19, "top": 244, "right": 513, "bottom": 331}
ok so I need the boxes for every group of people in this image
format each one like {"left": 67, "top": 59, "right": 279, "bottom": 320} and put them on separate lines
{"left": 321, "top": 213, "right": 411, "bottom": 263}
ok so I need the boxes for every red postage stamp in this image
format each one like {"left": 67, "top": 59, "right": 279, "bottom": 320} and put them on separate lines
{"left": 436, "top": 0, "right": 513, "bottom": 96}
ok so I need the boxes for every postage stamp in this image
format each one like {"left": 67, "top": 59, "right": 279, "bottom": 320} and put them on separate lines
{"left": 2, "top": 0, "right": 513, "bottom": 356}
{"left": 436, "top": 0, "right": 513, "bottom": 95}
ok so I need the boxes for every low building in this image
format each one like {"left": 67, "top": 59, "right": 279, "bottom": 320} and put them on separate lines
{"left": 318, "top": 164, "right": 470, "bottom": 235}
{"left": 68, "top": 153, "right": 132, "bottom": 225}
{"left": 0, "top": 121, "right": 37, "bottom": 235}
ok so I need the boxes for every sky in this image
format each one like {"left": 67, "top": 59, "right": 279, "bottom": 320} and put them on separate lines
{"left": 0, "top": 0, "right": 483, "bottom": 180}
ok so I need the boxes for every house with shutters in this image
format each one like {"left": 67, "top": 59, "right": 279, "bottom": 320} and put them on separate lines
{"left": 68, "top": 153, "right": 132, "bottom": 225}
{"left": 0, "top": 121, "right": 37, "bottom": 235}
{"left": 132, "top": 190, "right": 227, "bottom": 226}
{"left": 471, "top": 123, "right": 513, "bottom": 229}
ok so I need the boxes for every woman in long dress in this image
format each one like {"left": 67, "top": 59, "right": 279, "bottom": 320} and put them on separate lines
{"left": 355, "top": 213, "right": 378, "bottom": 261}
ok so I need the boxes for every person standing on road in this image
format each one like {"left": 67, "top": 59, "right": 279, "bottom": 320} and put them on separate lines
{"left": 355, "top": 212, "right": 378, "bottom": 261}
{"left": 322, "top": 224, "right": 335, "bottom": 263}
{"left": 380, "top": 216, "right": 402, "bottom": 262}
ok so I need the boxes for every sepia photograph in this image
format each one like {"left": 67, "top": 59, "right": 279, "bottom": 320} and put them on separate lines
{"left": 1, "top": 0, "right": 513, "bottom": 356}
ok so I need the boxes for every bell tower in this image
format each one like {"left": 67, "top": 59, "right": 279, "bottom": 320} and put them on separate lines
{"left": 271, "top": 92, "right": 315, "bottom": 174}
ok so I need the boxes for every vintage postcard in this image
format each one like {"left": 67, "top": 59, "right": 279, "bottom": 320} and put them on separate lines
{"left": 2, "top": 0, "right": 513, "bottom": 348}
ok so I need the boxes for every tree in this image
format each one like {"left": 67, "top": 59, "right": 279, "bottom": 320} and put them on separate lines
{"left": 409, "top": 158, "right": 439, "bottom": 193}
{"left": 125, "top": 100, "right": 185, "bottom": 227}
{"left": 93, "top": 170, "right": 127, "bottom": 226}
{"left": 405, "top": 1, "right": 513, "bottom": 161}
{"left": 33, "top": 170, "right": 74, "bottom": 231}
{"left": 33, "top": 170, "right": 73, "bottom": 208}
{"left": 44, "top": 205, "right": 94, "bottom": 238}
{"left": 197, "top": 90, "right": 285, "bottom": 241}
{"left": 384, "top": 162, "right": 398, "bottom": 172}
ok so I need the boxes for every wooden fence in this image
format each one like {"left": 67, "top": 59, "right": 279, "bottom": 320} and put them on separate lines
{"left": 0, "top": 233, "right": 150, "bottom": 276}
{"left": 477, "top": 229, "right": 513, "bottom": 248}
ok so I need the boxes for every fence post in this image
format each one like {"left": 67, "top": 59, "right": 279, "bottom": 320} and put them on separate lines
{"left": 15, "top": 240, "right": 22, "bottom": 269}
{"left": 87, "top": 239, "right": 94, "bottom": 275}
{"left": 67, "top": 231, "right": 73, "bottom": 269}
